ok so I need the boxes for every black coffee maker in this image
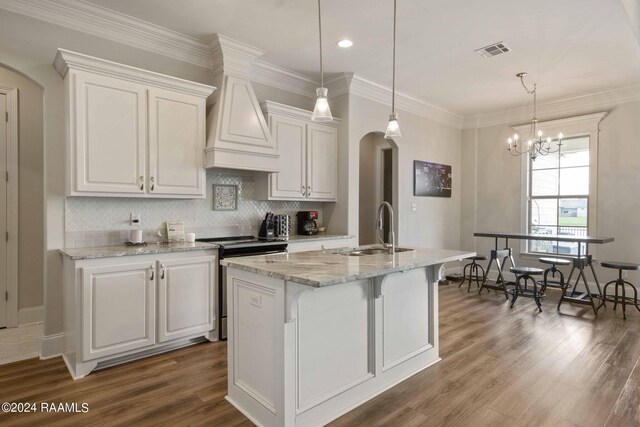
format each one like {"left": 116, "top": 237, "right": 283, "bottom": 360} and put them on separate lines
{"left": 297, "top": 211, "right": 318, "bottom": 235}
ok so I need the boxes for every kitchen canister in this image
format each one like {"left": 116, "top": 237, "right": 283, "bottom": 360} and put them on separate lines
{"left": 275, "top": 215, "right": 291, "bottom": 238}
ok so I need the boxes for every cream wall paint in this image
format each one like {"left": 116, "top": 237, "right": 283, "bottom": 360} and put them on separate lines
{"left": 461, "top": 100, "right": 640, "bottom": 286}
{"left": 0, "top": 66, "right": 44, "bottom": 310}
{"left": 348, "top": 94, "right": 463, "bottom": 250}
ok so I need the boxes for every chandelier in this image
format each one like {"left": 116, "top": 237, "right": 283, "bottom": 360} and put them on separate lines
{"left": 507, "top": 72, "right": 563, "bottom": 161}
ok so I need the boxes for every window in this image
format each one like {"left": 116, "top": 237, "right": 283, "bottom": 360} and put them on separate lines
{"left": 528, "top": 136, "right": 589, "bottom": 255}
{"left": 517, "top": 112, "right": 605, "bottom": 257}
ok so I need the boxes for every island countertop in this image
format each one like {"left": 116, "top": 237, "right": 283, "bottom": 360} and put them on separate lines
{"left": 221, "top": 245, "right": 474, "bottom": 287}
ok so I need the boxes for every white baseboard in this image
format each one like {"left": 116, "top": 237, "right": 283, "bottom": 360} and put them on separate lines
{"left": 40, "top": 333, "right": 64, "bottom": 359}
{"left": 18, "top": 306, "right": 44, "bottom": 326}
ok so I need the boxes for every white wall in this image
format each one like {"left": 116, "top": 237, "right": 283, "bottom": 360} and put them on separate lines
{"left": 0, "top": 66, "right": 44, "bottom": 311}
{"left": 461, "top": 100, "right": 640, "bottom": 285}
{"left": 347, "top": 94, "right": 463, "bottom": 250}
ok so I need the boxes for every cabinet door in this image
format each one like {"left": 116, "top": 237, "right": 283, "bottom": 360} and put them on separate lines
{"left": 148, "top": 88, "right": 206, "bottom": 197}
{"left": 269, "top": 116, "right": 306, "bottom": 199}
{"left": 73, "top": 71, "right": 146, "bottom": 195}
{"left": 157, "top": 256, "right": 216, "bottom": 343}
{"left": 82, "top": 262, "right": 155, "bottom": 360}
{"left": 306, "top": 124, "right": 338, "bottom": 201}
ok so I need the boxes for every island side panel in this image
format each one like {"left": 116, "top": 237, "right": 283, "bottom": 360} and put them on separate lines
{"left": 226, "top": 268, "right": 286, "bottom": 427}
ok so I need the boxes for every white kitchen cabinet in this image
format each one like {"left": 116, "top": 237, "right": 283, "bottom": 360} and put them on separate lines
{"left": 54, "top": 49, "right": 214, "bottom": 199}
{"left": 306, "top": 124, "right": 338, "bottom": 201}
{"left": 148, "top": 88, "right": 206, "bottom": 196}
{"left": 71, "top": 72, "right": 147, "bottom": 195}
{"left": 62, "top": 249, "right": 217, "bottom": 379}
{"left": 157, "top": 256, "right": 215, "bottom": 343}
{"left": 81, "top": 262, "right": 155, "bottom": 360}
{"left": 256, "top": 101, "right": 340, "bottom": 202}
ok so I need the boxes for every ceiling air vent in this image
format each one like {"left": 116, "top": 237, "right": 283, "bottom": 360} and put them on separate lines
{"left": 475, "top": 42, "right": 511, "bottom": 58}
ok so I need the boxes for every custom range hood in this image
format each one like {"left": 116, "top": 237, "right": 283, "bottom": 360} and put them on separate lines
{"left": 205, "top": 35, "right": 278, "bottom": 172}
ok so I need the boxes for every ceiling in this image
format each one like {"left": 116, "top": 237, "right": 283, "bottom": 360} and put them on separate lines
{"left": 85, "top": 0, "right": 640, "bottom": 116}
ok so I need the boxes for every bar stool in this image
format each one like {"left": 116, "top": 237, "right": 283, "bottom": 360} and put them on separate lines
{"left": 459, "top": 256, "right": 488, "bottom": 292}
{"left": 509, "top": 266, "right": 545, "bottom": 311}
{"left": 538, "top": 257, "right": 572, "bottom": 308}
{"left": 597, "top": 261, "right": 640, "bottom": 320}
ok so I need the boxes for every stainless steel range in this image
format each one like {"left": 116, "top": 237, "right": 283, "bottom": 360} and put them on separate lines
{"left": 196, "top": 236, "right": 288, "bottom": 340}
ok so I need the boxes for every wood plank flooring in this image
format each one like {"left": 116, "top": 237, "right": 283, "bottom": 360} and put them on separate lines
{"left": 1, "top": 283, "right": 639, "bottom": 426}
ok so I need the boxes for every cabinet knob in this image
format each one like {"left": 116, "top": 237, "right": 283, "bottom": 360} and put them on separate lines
{"left": 149, "top": 264, "right": 155, "bottom": 281}
{"left": 140, "top": 176, "right": 144, "bottom": 191}
{"left": 160, "top": 264, "right": 165, "bottom": 279}
{"left": 150, "top": 176, "right": 155, "bottom": 191}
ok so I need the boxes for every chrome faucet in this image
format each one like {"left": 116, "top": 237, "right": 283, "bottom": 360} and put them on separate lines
{"left": 376, "top": 202, "right": 395, "bottom": 254}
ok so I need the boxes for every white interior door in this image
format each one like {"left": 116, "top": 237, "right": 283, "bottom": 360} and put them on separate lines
{"left": 0, "top": 93, "right": 7, "bottom": 328}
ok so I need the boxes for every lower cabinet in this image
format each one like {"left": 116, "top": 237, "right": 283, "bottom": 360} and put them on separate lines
{"left": 157, "top": 256, "right": 215, "bottom": 343}
{"left": 82, "top": 262, "right": 156, "bottom": 360}
{"left": 63, "top": 250, "right": 217, "bottom": 379}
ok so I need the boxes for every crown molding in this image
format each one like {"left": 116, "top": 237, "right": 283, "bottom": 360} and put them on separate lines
{"left": 0, "top": 0, "right": 213, "bottom": 68}
{"left": 251, "top": 60, "right": 318, "bottom": 98}
{"left": 463, "top": 84, "right": 640, "bottom": 129}
{"left": 261, "top": 100, "right": 341, "bottom": 126}
{"left": 326, "top": 73, "right": 464, "bottom": 129}
{"left": 53, "top": 49, "right": 215, "bottom": 97}
{"left": 209, "top": 34, "right": 265, "bottom": 79}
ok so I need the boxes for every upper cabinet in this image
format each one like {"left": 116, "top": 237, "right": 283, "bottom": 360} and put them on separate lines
{"left": 255, "top": 101, "right": 340, "bottom": 202}
{"left": 54, "top": 49, "right": 214, "bottom": 198}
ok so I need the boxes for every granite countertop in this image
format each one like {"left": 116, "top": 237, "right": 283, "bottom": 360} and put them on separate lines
{"left": 221, "top": 245, "right": 475, "bottom": 287}
{"left": 284, "top": 234, "right": 354, "bottom": 243}
{"left": 59, "top": 241, "right": 219, "bottom": 260}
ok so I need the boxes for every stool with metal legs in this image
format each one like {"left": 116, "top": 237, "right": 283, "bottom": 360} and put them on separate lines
{"left": 479, "top": 237, "right": 516, "bottom": 299}
{"left": 509, "top": 266, "right": 545, "bottom": 311}
{"left": 537, "top": 257, "right": 572, "bottom": 309}
{"left": 557, "top": 243, "right": 604, "bottom": 316}
{"left": 596, "top": 261, "right": 640, "bottom": 320}
{"left": 459, "top": 255, "right": 488, "bottom": 292}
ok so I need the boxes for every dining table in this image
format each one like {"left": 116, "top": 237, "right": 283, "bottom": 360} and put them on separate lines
{"left": 474, "top": 231, "right": 615, "bottom": 315}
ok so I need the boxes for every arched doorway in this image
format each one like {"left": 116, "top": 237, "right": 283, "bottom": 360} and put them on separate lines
{"left": 358, "top": 132, "right": 399, "bottom": 245}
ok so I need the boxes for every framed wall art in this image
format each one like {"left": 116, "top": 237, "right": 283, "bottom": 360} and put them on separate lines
{"left": 414, "top": 160, "right": 452, "bottom": 197}
{"left": 213, "top": 184, "right": 238, "bottom": 210}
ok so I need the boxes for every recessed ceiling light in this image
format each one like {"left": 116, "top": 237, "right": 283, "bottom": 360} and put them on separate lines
{"left": 337, "top": 39, "right": 353, "bottom": 48}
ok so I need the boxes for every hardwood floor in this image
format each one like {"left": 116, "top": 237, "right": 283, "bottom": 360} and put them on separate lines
{"left": 1, "top": 283, "right": 639, "bottom": 426}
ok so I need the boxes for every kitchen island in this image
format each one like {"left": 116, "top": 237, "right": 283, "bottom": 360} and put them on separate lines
{"left": 221, "top": 245, "right": 474, "bottom": 427}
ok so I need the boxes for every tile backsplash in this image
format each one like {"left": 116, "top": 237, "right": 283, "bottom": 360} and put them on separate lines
{"left": 65, "top": 170, "right": 324, "bottom": 247}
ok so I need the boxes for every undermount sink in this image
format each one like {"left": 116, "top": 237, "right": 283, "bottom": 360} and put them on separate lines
{"left": 342, "top": 247, "right": 415, "bottom": 256}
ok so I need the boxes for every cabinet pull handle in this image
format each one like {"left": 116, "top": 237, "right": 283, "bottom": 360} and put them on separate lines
{"left": 140, "top": 176, "right": 144, "bottom": 191}
{"left": 150, "top": 176, "right": 155, "bottom": 191}
{"left": 307, "top": 185, "right": 311, "bottom": 197}
{"left": 150, "top": 264, "right": 155, "bottom": 281}
{"left": 302, "top": 185, "right": 306, "bottom": 196}
{"left": 161, "top": 264, "right": 165, "bottom": 279}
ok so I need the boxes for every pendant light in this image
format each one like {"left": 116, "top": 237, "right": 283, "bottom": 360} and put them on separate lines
{"left": 384, "top": 0, "right": 401, "bottom": 138}
{"left": 311, "top": 0, "right": 333, "bottom": 122}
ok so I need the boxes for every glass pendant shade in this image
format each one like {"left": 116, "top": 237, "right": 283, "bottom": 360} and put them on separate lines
{"left": 311, "top": 87, "right": 332, "bottom": 122}
{"left": 384, "top": 113, "right": 402, "bottom": 138}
